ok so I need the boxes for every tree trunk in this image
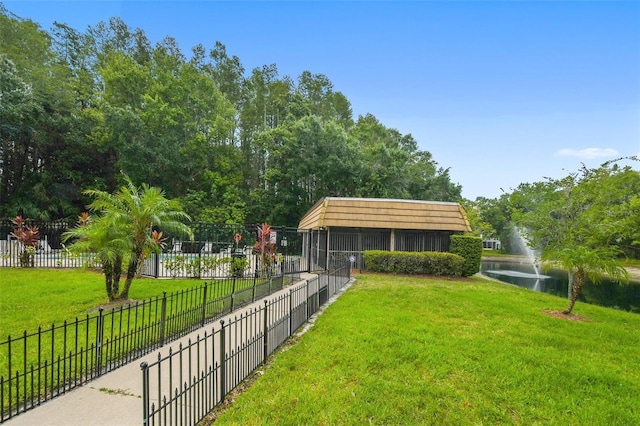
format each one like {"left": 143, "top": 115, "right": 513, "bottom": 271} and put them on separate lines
{"left": 105, "top": 275, "right": 114, "bottom": 301}
{"left": 563, "top": 270, "right": 585, "bottom": 314}
{"left": 113, "top": 253, "right": 123, "bottom": 297}
{"left": 101, "top": 253, "right": 125, "bottom": 301}
{"left": 119, "top": 249, "right": 142, "bottom": 300}
{"left": 103, "top": 261, "right": 115, "bottom": 301}
{"left": 567, "top": 270, "right": 574, "bottom": 300}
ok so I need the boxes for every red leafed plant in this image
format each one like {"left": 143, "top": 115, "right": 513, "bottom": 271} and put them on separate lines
{"left": 11, "top": 216, "right": 40, "bottom": 267}
{"left": 151, "top": 230, "right": 167, "bottom": 249}
{"left": 77, "top": 212, "right": 91, "bottom": 226}
{"left": 11, "top": 216, "right": 40, "bottom": 247}
{"left": 253, "top": 223, "right": 276, "bottom": 277}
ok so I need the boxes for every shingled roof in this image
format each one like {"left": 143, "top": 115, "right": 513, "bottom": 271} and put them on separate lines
{"left": 298, "top": 197, "right": 471, "bottom": 232}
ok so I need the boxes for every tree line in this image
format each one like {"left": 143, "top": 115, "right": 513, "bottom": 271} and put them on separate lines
{"left": 462, "top": 159, "right": 639, "bottom": 313}
{"left": 464, "top": 159, "right": 640, "bottom": 260}
{"left": 0, "top": 5, "right": 461, "bottom": 226}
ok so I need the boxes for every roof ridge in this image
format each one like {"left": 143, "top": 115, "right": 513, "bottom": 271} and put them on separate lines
{"left": 324, "top": 196, "right": 460, "bottom": 206}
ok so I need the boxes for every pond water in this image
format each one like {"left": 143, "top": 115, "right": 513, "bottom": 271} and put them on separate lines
{"left": 481, "top": 259, "right": 640, "bottom": 314}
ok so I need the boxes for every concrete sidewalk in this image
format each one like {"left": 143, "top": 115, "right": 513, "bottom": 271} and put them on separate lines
{"left": 4, "top": 273, "right": 325, "bottom": 426}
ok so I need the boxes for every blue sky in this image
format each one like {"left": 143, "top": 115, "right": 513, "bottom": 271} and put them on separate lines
{"left": 5, "top": 1, "right": 640, "bottom": 200}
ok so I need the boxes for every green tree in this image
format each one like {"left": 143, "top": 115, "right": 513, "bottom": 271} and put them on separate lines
{"left": 67, "top": 176, "right": 193, "bottom": 300}
{"left": 544, "top": 246, "right": 627, "bottom": 314}
{"left": 460, "top": 199, "right": 495, "bottom": 239}
{"left": 253, "top": 116, "right": 360, "bottom": 225}
{"left": 0, "top": 53, "right": 42, "bottom": 215}
{"left": 64, "top": 213, "right": 127, "bottom": 300}
{"left": 204, "top": 41, "right": 247, "bottom": 145}
{"left": 350, "top": 114, "right": 411, "bottom": 198}
{"left": 512, "top": 160, "right": 635, "bottom": 313}
{"left": 470, "top": 195, "right": 513, "bottom": 251}
{"left": 1, "top": 8, "right": 111, "bottom": 219}
{"left": 51, "top": 21, "right": 99, "bottom": 110}
{"left": 0, "top": 4, "right": 467, "bottom": 224}
{"left": 406, "top": 149, "right": 462, "bottom": 201}
{"left": 348, "top": 114, "right": 460, "bottom": 202}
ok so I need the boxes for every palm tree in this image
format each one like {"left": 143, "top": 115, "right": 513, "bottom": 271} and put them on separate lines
{"left": 64, "top": 213, "right": 128, "bottom": 300}
{"left": 543, "top": 246, "right": 628, "bottom": 314}
{"left": 67, "top": 176, "right": 193, "bottom": 301}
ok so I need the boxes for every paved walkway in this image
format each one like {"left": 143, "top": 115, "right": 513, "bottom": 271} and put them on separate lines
{"left": 4, "top": 273, "right": 333, "bottom": 426}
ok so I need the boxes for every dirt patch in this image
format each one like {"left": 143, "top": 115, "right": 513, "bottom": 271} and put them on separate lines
{"left": 90, "top": 298, "right": 140, "bottom": 313}
{"left": 543, "top": 310, "right": 590, "bottom": 322}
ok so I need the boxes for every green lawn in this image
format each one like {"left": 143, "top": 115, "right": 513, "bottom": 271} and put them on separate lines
{"left": 210, "top": 273, "right": 640, "bottom": 425}
{"left": 0, "top": 268, "right": 209, "bottom": 338}
{"left": 1, "top": 267, "right": 290, "bottom": 412}
{"left": 481, "top": 249, "right": 513, "bottom": 257}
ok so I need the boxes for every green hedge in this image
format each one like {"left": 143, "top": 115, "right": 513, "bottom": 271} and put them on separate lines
{"left": 363, "top": 250, "right": 464, "bottom": 276}
{"left": 449, "top": 234, "right": 483, "bottom": 277}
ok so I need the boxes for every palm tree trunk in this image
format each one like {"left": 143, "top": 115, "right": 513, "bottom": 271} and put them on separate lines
{"left": 567, "top": 271, "right": 574, "bottom": 300}
{"left": 563, "top": 271, "right": 585, "bottom": 314}
{"left": 105, "top": 272, "right": 115, "bottom": 301}
{"left": 119, "top": 249, "right": 143, "bottom": 300}
{"left": 102, "top": 260, "right": 115, "bottom": 301}
{"left": 113, "top": 253, "right": 123, "bottom": 297}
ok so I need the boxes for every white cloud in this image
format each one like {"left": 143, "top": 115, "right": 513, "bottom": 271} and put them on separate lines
{"left": 555, "top": 147, "right": 619, "bottom": 160}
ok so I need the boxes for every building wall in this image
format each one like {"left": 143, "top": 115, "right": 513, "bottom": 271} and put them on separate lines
{"left": 395, "top": 230, "right": 452, "bottom": 252}
{"left": 310, "top": 227, "right": 454, "bottom": 270}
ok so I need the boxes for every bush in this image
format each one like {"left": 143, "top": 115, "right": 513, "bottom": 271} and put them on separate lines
{"left": 230, "top": 256, "right": 249, "bottom": 278}
{"left": 449, "top": 234, "right": 483, "bottom": 277}
{"left": 364, "top": 250, "right": 464, "bottom": 276}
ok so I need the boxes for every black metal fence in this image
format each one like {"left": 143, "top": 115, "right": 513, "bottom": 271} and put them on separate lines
{"left": 139, "top": 244, "right": 307, "bottom": 279}
{"left": 0, "top": 221, "right": 310, "bottom": 278}
{"left": 0, "top": 270, "right": 303, "bottom": 423}
{"left": 140, "top": 263, "right": 352, "bottom": 426}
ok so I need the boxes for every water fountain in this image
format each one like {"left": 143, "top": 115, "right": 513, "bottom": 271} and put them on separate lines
{"left": 511, "top": 227, "right": 541, "bottom": 278}
{"left": 481, "top": 231, "right": 640, "bottom": 311}
{"left": 484, "top": 227, "right": 550, "bottom": 291}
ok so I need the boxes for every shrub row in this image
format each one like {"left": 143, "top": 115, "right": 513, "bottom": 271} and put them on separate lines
{"left": 364, "top": 250, "right": 464, "bottom": 276}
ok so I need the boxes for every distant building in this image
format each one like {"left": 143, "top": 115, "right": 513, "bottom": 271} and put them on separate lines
{"left": 482, "top": 238, "right": 502, "bottom": 251}
{"left": 297, "top": 197, "right": 471, "bottom": 270}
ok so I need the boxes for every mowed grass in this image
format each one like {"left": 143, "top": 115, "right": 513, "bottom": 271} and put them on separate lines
{"left": 212, "top": 273, "right": 640, "bottom": 425}
{"left": 0, "top": 268, "right": 208, "bottom": 338}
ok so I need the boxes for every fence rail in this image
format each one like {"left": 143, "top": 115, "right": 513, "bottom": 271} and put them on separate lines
{"left": 0, "top": 222, "right": 309, "bottom": 279}
{"left": 0, "top": 270, "right": 305, "bottom": 423}
{"left": 140, "top": 263, "right": 352, "bottom": 426}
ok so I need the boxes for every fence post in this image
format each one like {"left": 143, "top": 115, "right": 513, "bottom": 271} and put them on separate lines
{"left": 307, "top": 230, "right": 312, "bottom": 272}
{"left": 140, "top": 362, "right": 149, "bottom": 425}
{"left": 201, "top": 283, "right": 208, "bottom": 327}
{"left": 160, "top": 292, "right": 167, "bottom": 346}
{"left": 7, "top": 334, "right": 11, "bottom": 414}
{"left": 254, "top": 268, "right": 258, "bottom": 289}
{"left": 96, "top": 308, "right": 104, "bottom": 376}
{"left": 263, "top": 299, "right": 269, "bottom": 364}
{"left": 154, "top": 253, "right": 160, "bottom": 278}
{"left": 230, "top": 277, "right": 236, "bottom": 312}
{"left": 219, "top": 320, "right": 226, "bottom": 399}
{"left": 289, "top": 288, "right": 293, "bottom": 336}
{"left": 305, "top": 280, "right": 309, "bottom": 321}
